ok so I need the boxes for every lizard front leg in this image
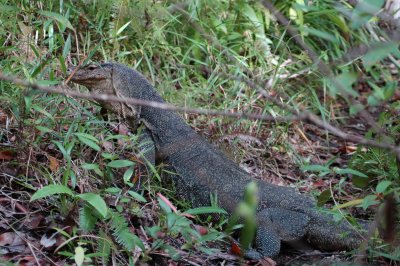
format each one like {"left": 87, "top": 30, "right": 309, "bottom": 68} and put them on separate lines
{"left": 136, "top": 124, "right": 156, "bottom": 174}
{"left": 244, "top": 207, "right": 310, "bottom": 259}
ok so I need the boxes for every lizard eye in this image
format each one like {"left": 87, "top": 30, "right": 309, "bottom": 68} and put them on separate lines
{"left": 87, "top": 65, "right": 98, "bottom": 70}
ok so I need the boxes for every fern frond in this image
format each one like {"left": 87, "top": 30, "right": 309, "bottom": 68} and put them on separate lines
{"left": 97, "top": 230, "right": 112, "bottom": 266}
{"left": 109, "top": 211, "right": 145, "bottom": 252}
{"left": 79, "top": 204, "right": 98, "bottom": 231}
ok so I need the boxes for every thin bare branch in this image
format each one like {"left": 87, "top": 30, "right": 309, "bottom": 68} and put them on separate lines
{"left": 260, "top": 0, "right": 385, "bottom": 136}
{"left": 0, "top": 71, "right": 399, "bottom": 158}
{"left": 0, "top": 71, "right": 301, "bottom": 122}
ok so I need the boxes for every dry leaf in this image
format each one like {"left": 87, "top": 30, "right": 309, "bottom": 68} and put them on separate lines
{"left": 258, "top": 257, "right": 277, "bottom": 266}
{"left": 48, "top": 156, "right": 59, "bottom": 172}
{"left": 0, "top": 150, "right": 15, "bottom": 160}
{"left": 40, "top": 234, "right": 57, "bottom": 248}
{"left": 0, "top": 232, "right": 26, "bottom": 254}
{"left": 157, "top": 193, "right": 178, "bottom": 213}
{"left": 0, "top": 108, "right": 7, "bottom": 125}
{"left": 22, "top": 214, "right": 44, "bottom": 229}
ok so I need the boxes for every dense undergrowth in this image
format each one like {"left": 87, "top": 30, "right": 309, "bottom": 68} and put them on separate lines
{"left": 0, "top": 0, "right": 399, "bottom": 265}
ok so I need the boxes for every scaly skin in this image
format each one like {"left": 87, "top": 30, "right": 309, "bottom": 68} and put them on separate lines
{"left": 67, "top": 62, "right": 365, "bottom": 258}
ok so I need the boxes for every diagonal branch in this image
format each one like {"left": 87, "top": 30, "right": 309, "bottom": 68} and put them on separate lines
{"left": 260, "top": 0, "right": 385, "bottom": 136}
{"left": 0, "top": 71, "right": 301, "bottom": 122}
{"left": 0, "top": 71, "right": 399, "bottom": 158}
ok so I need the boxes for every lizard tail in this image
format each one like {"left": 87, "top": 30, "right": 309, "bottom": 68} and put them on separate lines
{"left": 306, "top": 213, "right": 367, "bottom": 251}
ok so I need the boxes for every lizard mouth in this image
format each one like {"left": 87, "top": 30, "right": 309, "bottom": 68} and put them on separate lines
{"left": 66, "top": 66, "right": 107, "bottom": 86}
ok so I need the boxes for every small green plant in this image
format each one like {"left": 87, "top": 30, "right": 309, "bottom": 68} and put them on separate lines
{"left": 226, "top": 182, "right": 258, "bottom": 255}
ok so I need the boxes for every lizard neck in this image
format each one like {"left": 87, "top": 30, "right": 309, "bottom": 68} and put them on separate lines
{"left": 109, "top": 63, "right": 197, "bottom": 145}
{"left": 140, "top": 105, "right": 196, "bottom": 146}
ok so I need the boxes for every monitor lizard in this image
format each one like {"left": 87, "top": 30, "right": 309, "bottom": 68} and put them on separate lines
{"left": 67, "top": 62, "right": 366, "bottom": 259}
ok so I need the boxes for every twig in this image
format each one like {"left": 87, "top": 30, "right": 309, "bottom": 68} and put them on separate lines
{"left": 27, "top": 242, "right": 41, "bottom": 266}
{"left": 260, "top": 0, "right": 385, "bottom": 136}
{"left": 0, "top": 71, "right": 303, "bottom": 122}
{"left": 171, "top": 3, "right": 400, "bottom": 157}
{"left": 0, "top": 71, "right": 399, "bottom": 158}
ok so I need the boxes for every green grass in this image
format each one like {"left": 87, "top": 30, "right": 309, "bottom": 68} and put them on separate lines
{"left": 0, "top": 0, "right": 399, "bottom": 264}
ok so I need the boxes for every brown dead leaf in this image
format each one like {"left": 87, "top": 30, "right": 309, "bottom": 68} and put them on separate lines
{"left": 0, "top": 109, "right": 7, "bottom": 125}
{"left": 22, "top": 214, "right": 44, "bottom": 229}
{"left": 0, "top": 197, "right": 28, "bottom": 213}
{"left": 157, "top": 193, "right": 178, "bottom": 213}
{"left": 0, "top": 232, "right": 21, "bottom": 246}
{"left": 118, "top": 124, "right": 129, "bottom": 135}
{"left": 312, "top": 180, "right": 327, "bottom": 188}
{"left": 112, "top": 123, "right": 129, "bottom": 135}
{"left": 257, "top": 257, "right": 277, "bottom": 266}
{"left": 0, "top": 232, "right": 26, "bottom": 254}
{"left": 16, "top": 256, "right": 43, "bottom": 266}
{"left": 102, "top": 141, "right": 114, "bottom": 152}
{"left": 48, "top": 156, "right": 59, "bottom": 172}
{"left": 0, "top": 150, "right": 15, "bottom": 160}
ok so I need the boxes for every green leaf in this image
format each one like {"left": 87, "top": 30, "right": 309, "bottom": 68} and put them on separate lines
{"left": 83, "top": 41, "right": 103, "bottom": 65}
{"left": 31, "top": 104, "right": 55, "bottom": 122}
{"left": 301, "top": 164, "right": 330, "bottom": 172}
{"left": 74, "top": 246, "right": 85, "bottom": 266}
{"left": 107, "top": 160, "right": 135, "bottom": 168}
{"left": 74, "top": 133, "right": 99, "bottom": 142}
{"left": 59, "top": 55, "right": 66, "bottom": 73}
{"left": 158, "top": 197, "right": 172, "bottom": 213}
{"left": 38, "top": 10, "right": 74, "bottom": 30}
{"left": 81, "top": 163, "right": 103, "bottom": 177}
{"left": 82, "top": 163, "right": 99, "bottom": 170}
{"left": 123, "top": 167, "right": 134, "bottom": 183}
{"left": 326, "top": 13, "right": 349, "bottom": 34}
{"left": 363, "top": 42, "right": 400, "bottom": 70}
{"left": 376, "top": 180, "right": 391, "bottom": 193}
{"left": 105, "top": 187, "right": 122, "bottom": 194}
{"left": 333, "top": 168, "right": 368, "bottom": 178}
{"left": 36, "top": 125, "right": 53, "bottom": 133}
{"left": 327, "top": 72, "right": 358, "bottom": 97}
{"left": 36, "top": 80, "right": 60, "bottom": 86}
{"left": 101, "top": 152, "right": 117, "bottom": 159}
{"left": 350, "top": 0, "right": 385, "bottom": 29}
{"left": 299, "top": 26, "right": 338, "bottom": 43}
{"left": 74, "top": 133, "right": 101, "bottom": 151}
{"left": 349, "top": 103, "right": 365, "bottom": 115}
{"left": 317, "top": 189, "right": 331, "bottom": 207}
{"left": 79, "top": 205, "right": 98, "bottom": 231}
{"left": 352, "top": 175, "right": 370, "bottom": 188}
{"left": 77, "top": 193, "right": 108, "bottom": 218}
{"left": 0, "top": 4, "right": 19, "bottom": 12}
{"left": 242, "top": 4, "right": 262, "bottom": 28}
{"left": 128, "top": 191, "right": 147, "bottom": 203}
{"left": 185, "top": 206, "right": 227, "bottom": 215}
{"left": 360, "top": 195, "right": 379, "bottom": 210}
{"left": 116, "top": 20, "right": 132, "bottom": 36}
{"left": 31, "top": 184, "right": 74, "bottom": 201}
{"left": 63, "top": 33, "right": 71, "bottom": 58}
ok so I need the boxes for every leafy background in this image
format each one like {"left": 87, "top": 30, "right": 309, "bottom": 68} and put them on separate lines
{"left": 0, "top": 0, "right": 399, "bottom": 265}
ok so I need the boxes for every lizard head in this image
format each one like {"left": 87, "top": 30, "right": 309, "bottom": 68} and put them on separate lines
{"left": 67, "top": 63, "right": 113, "bottom": 90}
{"left": 67, "top": 62, "right": 141, "bottom": 122}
